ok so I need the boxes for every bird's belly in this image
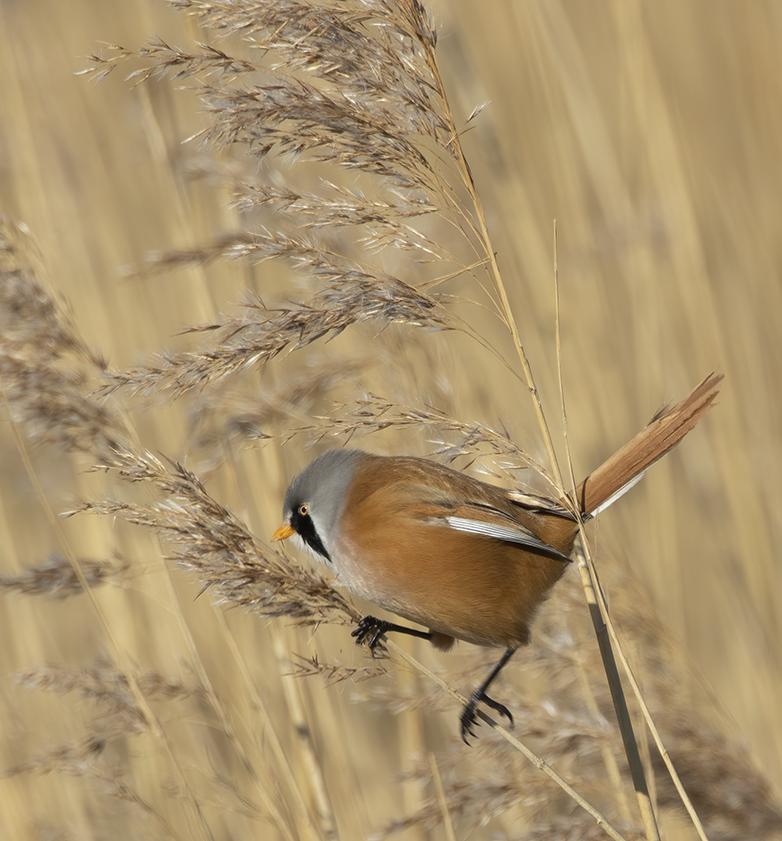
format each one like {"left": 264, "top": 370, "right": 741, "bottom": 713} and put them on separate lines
{"left": 334, "top": 526, "right": 568, "bottom": 649}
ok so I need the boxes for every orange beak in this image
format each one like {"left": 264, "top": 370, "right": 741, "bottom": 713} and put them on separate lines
{"left": 272, "top": 523, "right": 295, "bottom": 542}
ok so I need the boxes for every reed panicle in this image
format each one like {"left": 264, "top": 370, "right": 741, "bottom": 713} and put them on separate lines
{"left": 288, "top": 653, "right": 389, "bottom": 685}
{"left": 187, "top": 356, "right": 366, "bottom": 455}
{"left": 0, "top": 555, "right": 130, "bottom": 599}
{"left": 84, "top": 0, "right": 501, "bottom": 407}
{"left": 292, "top": 394, "right": 554, "bottom": 483}
{"left": 73, "top": 445, "right": 356, "bottom": 627}
{"left": 16, "top": 655, "right": 199, "bottom": 720}
{"left": 7, "top": 653, "right": 200, "bottom": 787}
{"left": 100, "top": 276, "right": 449, "bottom": 397}
{"left": 0, "top": 222, "right": 126, "bottom": 459}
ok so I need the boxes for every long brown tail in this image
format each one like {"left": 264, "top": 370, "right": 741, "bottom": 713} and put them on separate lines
{"left": 573, "top": 373, "right": 723, "bottom": 516}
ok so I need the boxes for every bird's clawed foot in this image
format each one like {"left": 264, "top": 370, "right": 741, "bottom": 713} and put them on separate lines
{"left": 459, "top": 690, "right": 514, "bottom": 744}
{"left": 352, "top": 615, "right": 390, "bottom": 652}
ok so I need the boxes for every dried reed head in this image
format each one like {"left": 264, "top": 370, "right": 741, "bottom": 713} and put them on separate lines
{"left": 73, "top": 445, "right": 356, "bottom": 628}
{"left": 81, "top": 0, "right": 512, "bottom": 411}
{"left": 0, "top": 221, "right": 125, "bottom": 459}
{"left": 0, "top": 555, "right": 130, "bottom": 599}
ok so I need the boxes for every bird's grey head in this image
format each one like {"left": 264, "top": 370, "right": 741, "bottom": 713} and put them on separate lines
{"left": 282, "top": 449, "right": 364, "bottom": 563}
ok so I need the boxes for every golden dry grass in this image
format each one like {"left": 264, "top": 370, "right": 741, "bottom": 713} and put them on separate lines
{"left": 0, "top": 1, "right": 780, "bottom": 839}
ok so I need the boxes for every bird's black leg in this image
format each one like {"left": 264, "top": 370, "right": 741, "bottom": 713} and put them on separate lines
{"left": 460, "top": 647, "right": 516, "bottom": 744}
{"left": 352, "top": 615, "right": 433, "bottom": 652}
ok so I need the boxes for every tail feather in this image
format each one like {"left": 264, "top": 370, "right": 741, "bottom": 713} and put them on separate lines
{"left": 574, "top": 373, "right": 723, "bottom": 516}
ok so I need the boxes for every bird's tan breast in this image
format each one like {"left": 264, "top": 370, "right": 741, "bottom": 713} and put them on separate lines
{"left": 335, "top": 455, "right": 575, "bottom": 649}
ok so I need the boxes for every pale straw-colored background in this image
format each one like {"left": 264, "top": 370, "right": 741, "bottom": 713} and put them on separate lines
{"left": 1, "top": 1, "right": 779, "bottom": 838}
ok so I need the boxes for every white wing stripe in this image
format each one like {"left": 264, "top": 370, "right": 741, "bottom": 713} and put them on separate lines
{"left": 442, "top": 516, "right": 571, "bottom": 562}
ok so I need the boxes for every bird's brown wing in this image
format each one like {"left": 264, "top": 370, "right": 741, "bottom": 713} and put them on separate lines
{"left": 385, "top": 480, "right": 573, "bottom": 562}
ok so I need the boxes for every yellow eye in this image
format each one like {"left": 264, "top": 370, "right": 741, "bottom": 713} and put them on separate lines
{"left": 298, "top": 503, "right": 309, "bottom": 517}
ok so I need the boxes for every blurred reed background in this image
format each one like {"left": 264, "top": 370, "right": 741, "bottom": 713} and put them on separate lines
{"left": 0, "top": 1, "right": 780, "bottom": 839}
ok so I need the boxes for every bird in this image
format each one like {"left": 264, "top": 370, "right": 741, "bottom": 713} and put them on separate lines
{"left": 273, "top": 374, "right": 722, "bottom": 742}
